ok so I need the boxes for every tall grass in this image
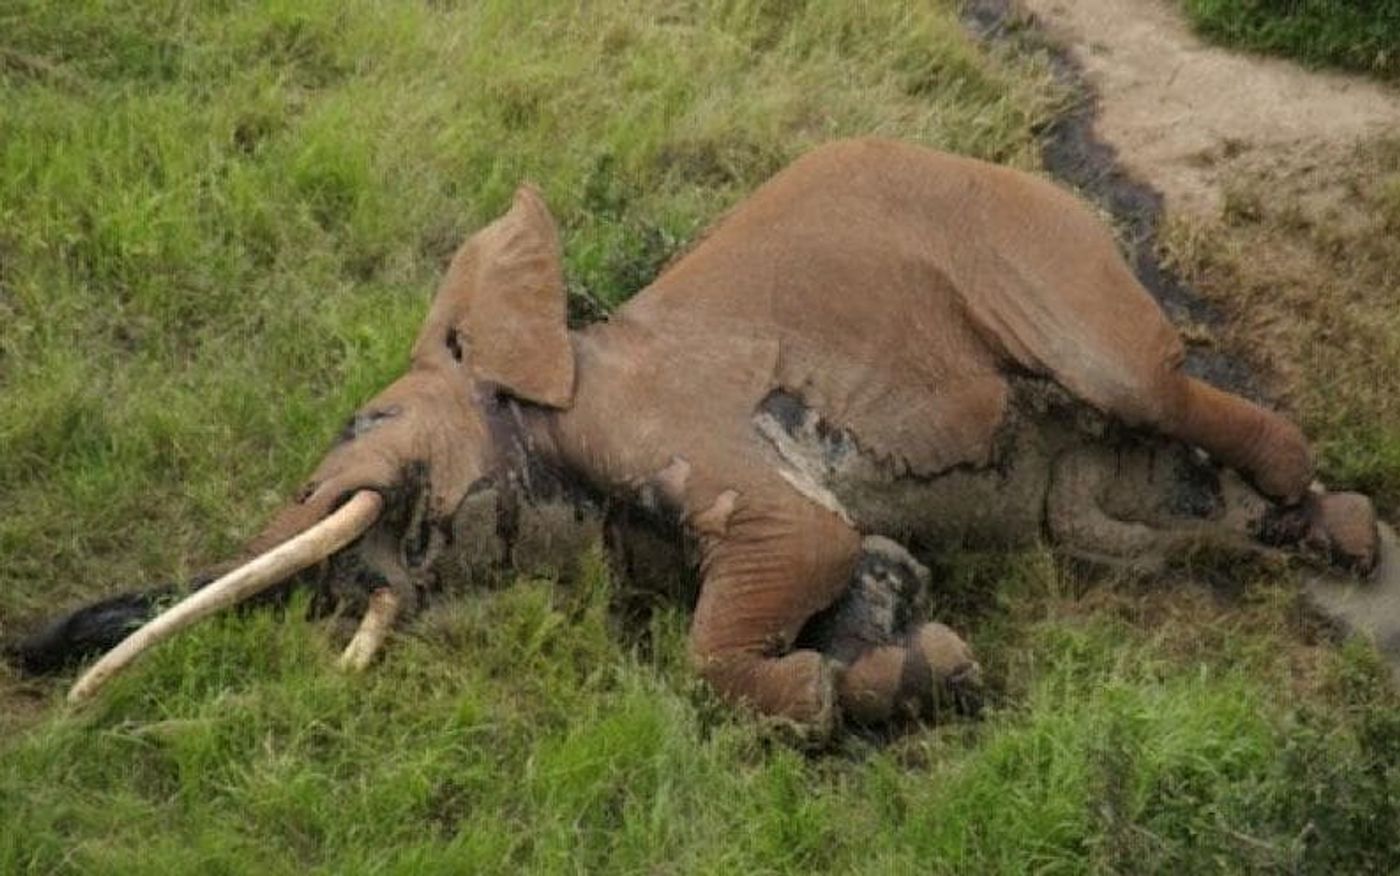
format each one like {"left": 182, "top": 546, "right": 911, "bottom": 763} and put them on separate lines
{"left": 3, "top": 1, "right": 1400, "bottom": 872}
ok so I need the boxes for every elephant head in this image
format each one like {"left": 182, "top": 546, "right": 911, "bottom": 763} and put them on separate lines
{"left": 65, "top": 187, "right": 585, "bottom": 701}
{"left": 251, "top": 184, "right": 576, "bottom": 562}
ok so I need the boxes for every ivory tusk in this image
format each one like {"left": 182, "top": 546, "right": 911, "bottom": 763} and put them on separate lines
{"left": 67, "top": 490, "right": 385, "bottom": 704}
{"left": 336, "top": 587, "right": 401, "bottom": 672}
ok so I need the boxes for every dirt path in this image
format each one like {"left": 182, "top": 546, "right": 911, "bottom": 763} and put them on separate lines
{"left": 1020, "top": 0, "right": 1400, "bottom": 219}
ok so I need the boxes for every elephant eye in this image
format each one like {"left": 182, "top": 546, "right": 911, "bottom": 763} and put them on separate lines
{"left": 445, "top": 327, "right": 465, "bottom": 363}
{"left": 478, "top": 383, "right": 509, "bottom": 411}
{"left": 337, "top": 406, "right": 402, "bottom": 445}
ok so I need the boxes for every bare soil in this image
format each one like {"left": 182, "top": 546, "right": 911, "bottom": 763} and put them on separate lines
{"left": 1020, "top": 0, "right": 1400, "bottom": 219}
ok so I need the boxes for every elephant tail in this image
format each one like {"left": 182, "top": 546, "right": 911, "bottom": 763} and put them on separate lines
{"left": 7, "top": 586, "right": 182, "bottom": 675}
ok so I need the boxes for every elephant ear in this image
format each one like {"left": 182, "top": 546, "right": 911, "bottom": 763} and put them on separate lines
{"left": 419, "top": 185, "right": 575, "bottom": 408}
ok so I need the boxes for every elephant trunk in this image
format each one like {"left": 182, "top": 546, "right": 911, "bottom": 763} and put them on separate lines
{"left": 66, "top": 490, "right": 384, "bottom": 704}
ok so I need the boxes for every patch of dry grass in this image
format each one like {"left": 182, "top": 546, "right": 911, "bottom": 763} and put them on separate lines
{"left": 1163, "top": 136, "right": 1400, "bottom": 511}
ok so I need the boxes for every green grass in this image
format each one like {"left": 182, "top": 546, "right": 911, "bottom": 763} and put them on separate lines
{"left": 1182, "top": 0, "right": 1400, "bottom": 79}
{"left": 6, "top": 551, "right": 1400, "bottom": 873}
{"left": 3, "top": 1, "right": 1400, "bottom": 872}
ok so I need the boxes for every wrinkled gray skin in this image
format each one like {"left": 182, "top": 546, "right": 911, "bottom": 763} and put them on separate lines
{"left": 327, "top": 374, "right": 1342, "bottom": 699}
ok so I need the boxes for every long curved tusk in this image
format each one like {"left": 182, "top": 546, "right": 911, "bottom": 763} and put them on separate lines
{"left": 337, "top": 587, "right": 401, "bottom": 672}
{"left": 68, "top": 490, "right": 385, "bottom": 704}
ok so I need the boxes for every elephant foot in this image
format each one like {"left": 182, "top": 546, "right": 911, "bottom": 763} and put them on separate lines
{"left": 754, "top": 657, "right": 840, "bottom": 748}
{"left": 836, "top": 622, "right": 982, "bottom": 725}
{"left": 1304, "top": 491, "right": 1379, "bottom": 574}
{"left": 912, "top": 622, "right": 983, "bottom": 717}
{"left": 1305, "top": 523, "right": 1400, "bottom": 685}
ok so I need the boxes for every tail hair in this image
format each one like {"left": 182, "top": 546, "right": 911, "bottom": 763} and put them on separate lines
{"left": 6, "top": 586, "right": 176, "bottom": 675}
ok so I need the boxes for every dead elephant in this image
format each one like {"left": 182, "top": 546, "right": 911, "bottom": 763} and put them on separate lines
{"left": 12, "top": 138, "right": 1387, "bottom": 738}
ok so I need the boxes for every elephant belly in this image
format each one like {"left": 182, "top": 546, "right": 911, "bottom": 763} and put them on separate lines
{"left": 752, "top": 381, "right": 1104, "bottom": 549}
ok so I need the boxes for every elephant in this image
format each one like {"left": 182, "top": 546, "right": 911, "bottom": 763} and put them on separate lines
{"left": 11, "top": 138, "right": 1388, "bottom": 738}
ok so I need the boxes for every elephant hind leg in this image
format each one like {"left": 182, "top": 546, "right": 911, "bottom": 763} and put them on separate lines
{"left": 1162, "top": 377, "right": 1375, "bottom": 568}
{"left": 1165, "top": 376, "right": 1312, "bottom": 505}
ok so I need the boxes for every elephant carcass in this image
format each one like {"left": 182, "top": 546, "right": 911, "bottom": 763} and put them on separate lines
{"left": 12, "top": 139, "right": 1387, "bottom": 735}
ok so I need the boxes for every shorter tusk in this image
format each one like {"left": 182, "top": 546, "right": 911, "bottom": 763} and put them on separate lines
{"left": 337, "top": 587, "right": 401, "bottom": 672}
{"left": 68, "top": 490, "right": 384, "bottom": 704}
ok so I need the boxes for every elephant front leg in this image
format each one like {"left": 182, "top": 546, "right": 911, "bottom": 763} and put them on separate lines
{"left": 809, "top": 536, "right": 981, "bottom": 725}
{"left": 690, "top": 488, "right": 984, "bottom": 735}
{"left": 687, "top": 488, "right": 861, "bottom": 737}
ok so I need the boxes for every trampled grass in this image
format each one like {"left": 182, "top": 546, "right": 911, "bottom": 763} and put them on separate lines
{"left": 4, "top": 1, "right": 1400, "bottom": 873}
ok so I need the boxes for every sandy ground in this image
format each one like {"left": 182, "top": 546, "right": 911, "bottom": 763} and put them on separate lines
{"left": 1021, "top": 0, "right": 1400, "bottom": 218}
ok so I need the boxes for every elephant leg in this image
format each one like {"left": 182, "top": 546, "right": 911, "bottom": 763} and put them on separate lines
{"left": 800, "top": 531, "right": 985, "bottom": 716}
{"left": 1046, "top": 446, "right": 1249, "bottom": 569}
{"left": 1302, "top": 490, "right": 1379, "bottom": 573}
{"left": 836, "top": 623, "right": 981, "bottom": 725}
{"left": 688, "top": 487, "right": 861, "bottom": 734}
{"left": 797, "top": 535, "right": 981, "bottom": 723}
{"left": 1165, "top": 376, "right": 1312, "bottom": 506}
